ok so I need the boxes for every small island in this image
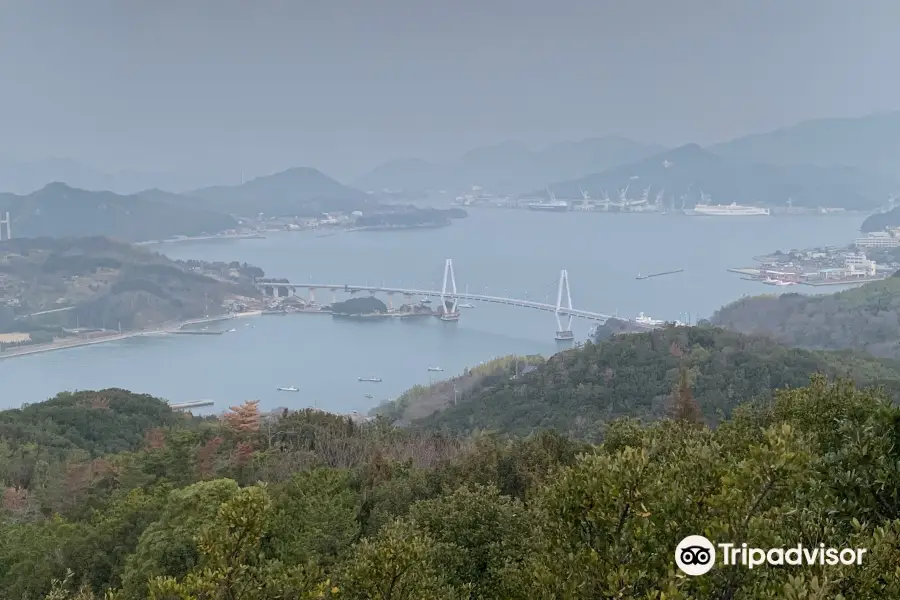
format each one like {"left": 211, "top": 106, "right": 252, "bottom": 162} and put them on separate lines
{"left": 328, "top": 295, "right": 436, "bottom": 319}
{"left": 329, "top": 296, "right": 388, "bottom": 317}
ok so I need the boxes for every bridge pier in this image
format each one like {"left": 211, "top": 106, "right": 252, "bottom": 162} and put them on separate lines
{"left": 439, "top": 258, "right": 460, "bottom": 321}
{"left": 554, "top": 269, "right": 574, "bottom": 342}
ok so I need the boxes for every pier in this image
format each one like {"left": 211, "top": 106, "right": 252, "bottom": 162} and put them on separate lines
{"left": 636, "top": 269, "right": 684, "bottom": 280}
{"left": 172, "top": 330, "right": 225, "bottom": 336}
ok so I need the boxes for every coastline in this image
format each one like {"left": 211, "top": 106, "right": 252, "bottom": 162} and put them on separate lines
{"left": 135, "top": 233, "right": 266, "bottom": 246}
{"left": 0, "top": 311, "right": 262, "bottom": 361}
{"left": 346, "top": 222, "right": 451, "bottom": 232}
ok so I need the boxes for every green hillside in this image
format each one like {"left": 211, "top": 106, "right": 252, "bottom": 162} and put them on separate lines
{"left": 1, "top": 379, "right": 898, "bottom": 599}
{"left": 710, "top": 275, "right": 900, "bottom": 358}
{"left": 0, "top": 183, "right": 238, "bottom": 242}
{"left": 418, "top": 326, "right": 900, "bottom": 438}
{"left": 0, "top": 236, "right": 260, "bottom": 333}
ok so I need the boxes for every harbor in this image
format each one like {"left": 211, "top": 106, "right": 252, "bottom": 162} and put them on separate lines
{"left": 728, "top": 246, "right": 892, "bottom": 287}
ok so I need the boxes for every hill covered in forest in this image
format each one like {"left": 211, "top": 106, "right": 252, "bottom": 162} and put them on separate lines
{"left": 0, "top": 236, "right": 260, "bottom": 334}
{"left": 861, "top": 206, "right": 900, "bottom": 232}
{"left": 0, "top": 183, "right": 239, "bottom": 242}
{"left": 190, "top": 167, "right": 374, "bottom": 217}
{"left": 710, "top": 276, "right": 900, "bottom": 359}
{"left": 415, "top": 325, "right": 900, "bottom": 438}
{"left": 1, "top": 379, "right": 898, "bottom": 599}
{"left": 0, "top": 389, "right": 186, "bottom": 460}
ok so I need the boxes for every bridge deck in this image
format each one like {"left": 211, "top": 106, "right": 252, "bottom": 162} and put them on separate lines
{"left": 259, "top": 282, "right": 654, "bottom": 327}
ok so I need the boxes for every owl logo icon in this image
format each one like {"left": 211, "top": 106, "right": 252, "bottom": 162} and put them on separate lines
{"left": 675, "top": 535, "right": 716, "bottom": 576}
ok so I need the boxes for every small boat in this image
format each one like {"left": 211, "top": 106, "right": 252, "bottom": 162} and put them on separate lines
{"left": 427, "top": 366, "right": 443, "bottom": 372}
{"left": 458, "top": 303, "right": 475, "bottom": 308}
{"left": 364, "top": 393, "right": 373, "bottom": 399}
{"left": 358, "top": 377, "right": 383, "bottom": 383}
{"left": 420, "top": 297, "right": 432, "bottom": 304}
{"left": 277, "top": 386, "right": 299, "bottom": 392}
{"left": 227, "top": 328, "right": 237, "bottom": 332}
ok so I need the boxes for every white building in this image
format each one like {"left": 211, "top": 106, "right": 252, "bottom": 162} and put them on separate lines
{"left": 845, "top": 252, "right": 877, "bottom": 276}
{"left": 854, "top": 232, "right": 900, "bottom": 248}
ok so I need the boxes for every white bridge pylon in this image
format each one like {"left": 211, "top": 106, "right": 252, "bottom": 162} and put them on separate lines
{"left": 440, "top": 258, "right": 460, "bottom": 321}
{"left": 554, "top": 269, "right": 575, "bottom": 340}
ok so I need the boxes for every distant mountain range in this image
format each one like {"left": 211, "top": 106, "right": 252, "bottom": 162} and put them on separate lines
{"left": 709, "top": 111, "right": 900, "bottom": 179}
{"left": 0, "top": 156, "right": 223, "bottom": 195}
{"left": 3, "top": 111, "right": 900, "bottom": 210}
{"left": 539, "top": 144, "right": 897, "bottom": 210}
{"left": 355, "top": 113, "right": 900, "bottom": 204}
{"left": 188, "top": 167, "right": 375, "bottom": 217}
{"left": 353, "top": 137, "right": 665, "bottom": 195}
{"left": 0, "top": 183, "right": 238, "bottom": 242}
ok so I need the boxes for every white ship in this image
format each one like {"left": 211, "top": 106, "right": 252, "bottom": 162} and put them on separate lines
{"left": 635, "top": 312, "right": 666, "bottom": 326}
{"left": 763, "top": 278, "right": 797, "bottom": 286}
{"left": 277, "top": 386, "right": 299, "bottom": 392}
{"left": 527, "top": 200, "right": 569, "bottom": 212}
{"left": 529, "top": 188, "right": 569, "bottom": 212}
{"left": 686, "top": 202, "right": 770, "bottom": 216}
{"left": 427, "top": 366, "right": 444, "bottom": 372}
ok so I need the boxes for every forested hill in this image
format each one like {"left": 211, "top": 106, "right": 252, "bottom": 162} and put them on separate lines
{"left": 710, "top": 276, "right": 900, "bottom": 359}
{"left": 0, "top": 183, "right": 238, "bottom": 242}
{"left": 0, "top": 236, "right": 261, "bottom": 332}
{"left": 860, "top": 206, "right": 900, "bottom": 232}
{"left": 189, "top": 167, "right": 373, "bottom": 217}
{"left": 418, "top": 325, "right": 900, "bottom": 439}
{"left": 0, "top": 389, "right": 186, "bottom": 459}
{"left": 1, "top": 381, "right": 899, "bottom": 598}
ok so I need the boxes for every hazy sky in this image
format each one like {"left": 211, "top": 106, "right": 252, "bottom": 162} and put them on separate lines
{"left": 1, "top": 0, "right": 898, "bottom": 181}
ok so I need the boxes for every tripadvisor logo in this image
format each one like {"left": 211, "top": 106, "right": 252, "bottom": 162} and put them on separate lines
{"left": 675, "top": 535, "right": 868, "bottom": 576}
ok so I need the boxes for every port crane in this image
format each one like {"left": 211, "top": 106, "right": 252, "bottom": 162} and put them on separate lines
{"left": 614, "top": 184, "right": 630, "bottom": 209}
{"left": 655, "top": 189, "right": 665, "bottom": 209}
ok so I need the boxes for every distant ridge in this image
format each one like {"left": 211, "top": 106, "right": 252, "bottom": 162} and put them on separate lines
{"left": 0, "top": 183, "right": 238, "bottom": 242}
{"left": 709, "top": 111, "right": 900, "bottom": 178}
{"left": 190, "top": 166, "right": 373, "bottom": 217}
{"left": 538, "top": 143, "right": 896, "bottom": 209}
{"left": 0, "top": 156, "right": 220, "bottom": 195}
{"left": 354, "top": 137, "right": 664, "bottom": 194}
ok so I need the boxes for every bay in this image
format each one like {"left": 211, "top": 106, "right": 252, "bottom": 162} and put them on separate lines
{"left": 0, "top": 210, "right": 864, "bottom": 413}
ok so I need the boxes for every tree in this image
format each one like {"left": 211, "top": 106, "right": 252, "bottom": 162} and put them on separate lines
{"left": 338, "top": 519, "right": 469, "bottom": 600}
{"left": 406, "top": 484, "right": 535, "bottom": 599}
{"left": 266, "top": 468, "right": 361, "bottom": 566}
{"left": 224, "top": 401, "right": 261, "bottom": 433}
{"left": 667, "top": 366, "right": 704, "bottom": 425}
{"left": 145, "top": 485, "right": 336, "bottom": 600}
{"left": 118, "top": 479, "right": 241, "bottom": 599}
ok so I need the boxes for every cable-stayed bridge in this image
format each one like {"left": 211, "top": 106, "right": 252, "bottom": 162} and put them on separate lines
{"left": 256, "top": 258, "right": 658, "bottom": 340}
